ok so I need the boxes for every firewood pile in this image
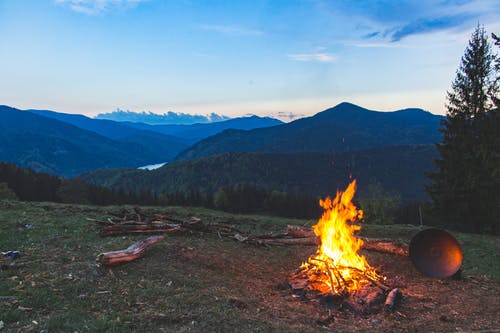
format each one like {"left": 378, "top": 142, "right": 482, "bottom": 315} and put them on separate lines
{"left": 289, "top": 268, "right": 403, "bottom": 315}
{"left": 97, "top": 207, "right": 240, "bottom": 237}
{"left": 96, "top": 208, "right": 408, "bottom": 256}
{"left": 96, "top": 208, "right": 408, "bottom": 255}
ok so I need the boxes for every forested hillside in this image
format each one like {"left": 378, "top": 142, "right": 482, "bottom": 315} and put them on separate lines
{"left": 81, "top": 144, "right": 437, "bottom": 202}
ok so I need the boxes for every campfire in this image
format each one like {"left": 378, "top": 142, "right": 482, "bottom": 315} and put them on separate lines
{"left": 297, "top": 180, "right": 383, "bottom": 296}
{"left": 289, "top": 180, "right": 401, "bottom": 315}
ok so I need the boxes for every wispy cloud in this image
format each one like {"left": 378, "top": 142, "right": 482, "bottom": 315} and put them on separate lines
{"left": 275, "top": 111, "right": 306, "bottom": 121}
{"left": 55, "top": 0, "right": 147, "bottom": 15}
{"left": 287, "top": 53, "right": 337, "bottom": 63}
{"left": 389, "top": 14, "right": 473, "bottom": 42}
{"left": 363, "top": 31, "right": 380, "bottom": 39}
{"left": 317, "top": 0, "right": 499, "bottom": 42}
{"left": 199, "top": 24, "right": 264, "bottom": 36}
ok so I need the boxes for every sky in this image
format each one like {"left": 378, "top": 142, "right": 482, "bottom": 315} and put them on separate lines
{"left": 0, "top": 0, "right": 499, "bottom": 121}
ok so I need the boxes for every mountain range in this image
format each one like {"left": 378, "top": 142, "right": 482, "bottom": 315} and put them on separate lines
{"left": 1, "top": 102, "right": 444, "bottom": 201}
{"left": 0, "top": 105, "right": 281, "bottom": 176}
{"left": 176, "top": 102, "right": 443, "bottom": 161}
{"left": 78, "top": 102, "right": 444, "bottom": 201}
{"left": 121, "top": 115, "right": 283, "bottom": 142}
{"left": 0, "top": 105, "right": 161, "bottom": 176}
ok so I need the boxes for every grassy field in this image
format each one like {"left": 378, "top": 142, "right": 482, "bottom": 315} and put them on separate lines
{"left": 1, "top": 200, "right": 499, "bottom": 332}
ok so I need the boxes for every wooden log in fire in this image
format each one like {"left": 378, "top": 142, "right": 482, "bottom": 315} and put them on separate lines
{"left": 98, "top": 236, "right": 165, "bottom": 266}
{"left": 286, "top": 225, "right": 409, "bottom": 256}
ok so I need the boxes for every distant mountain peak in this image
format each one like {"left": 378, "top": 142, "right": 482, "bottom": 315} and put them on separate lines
{"left": 318, "top": 102, "right": 371, "bottom": 116}
{"left": 334, "top": 101, "right": 364, "bottom": 109}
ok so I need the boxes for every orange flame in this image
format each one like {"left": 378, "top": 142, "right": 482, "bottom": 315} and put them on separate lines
{"left": 300, "top": 180, "right": 382, "bottom": 295}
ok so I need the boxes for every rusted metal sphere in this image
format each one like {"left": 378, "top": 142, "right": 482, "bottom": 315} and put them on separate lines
{"left": 409, "top": 228, "right": 463, "bottom": 278}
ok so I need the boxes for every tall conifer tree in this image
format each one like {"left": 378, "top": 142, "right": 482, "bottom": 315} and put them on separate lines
{"left": 427, "top": 26, "right": 499, "bottom": 233}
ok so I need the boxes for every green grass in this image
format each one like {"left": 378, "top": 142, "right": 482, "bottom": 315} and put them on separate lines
{"left": 0, "top": 200, "right": 498, "bottom": 332}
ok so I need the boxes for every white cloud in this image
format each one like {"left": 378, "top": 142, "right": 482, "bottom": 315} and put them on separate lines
{"left": 54, "top": 0, "right": 147, "bottom": 15}
{"left": 287, "top": 53, "right": 337, "bottom": 63}
{"left": 199, "top": 24, "right": 264, "bottom": 36}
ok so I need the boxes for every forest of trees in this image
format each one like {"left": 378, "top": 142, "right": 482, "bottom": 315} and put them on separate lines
{"left": 0, "top": 162, "right": 153, "bottom": 206}
{"left": 0, "top": 162, "right": 320, "bottom": 217}
{"left": 1, "top": 161, "right": 429, "bottom": 223}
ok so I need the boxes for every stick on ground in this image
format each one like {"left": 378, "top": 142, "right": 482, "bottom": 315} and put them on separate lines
{"left": 98, "top": 236, "right": 165, "bottom": 266}
{"left": 384, "top": 288, "right": 402, "bottom": 312}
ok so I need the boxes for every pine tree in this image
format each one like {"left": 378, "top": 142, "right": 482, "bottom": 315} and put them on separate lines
{"left": 427, "top": 26, "right": 499, "bottom": 233}
{"left": 492, "top": 33, "right": 500, "bottom": 108}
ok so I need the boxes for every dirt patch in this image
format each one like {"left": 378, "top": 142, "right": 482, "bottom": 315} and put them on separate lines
{"left": 170, "top": 239, "right": 500, "bottom": 332}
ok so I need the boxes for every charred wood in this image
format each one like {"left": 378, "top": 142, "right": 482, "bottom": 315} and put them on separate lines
{"left": 384, "top": 288, "right": 402, "bottom": 312}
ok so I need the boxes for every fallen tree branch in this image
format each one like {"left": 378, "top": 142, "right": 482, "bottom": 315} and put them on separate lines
{"left": 99, "top": 224, "right": 182, "bottom": 237}
{"left": 287, "top": 225, "right": 315, "bottom": 238}
{"left": 98, "top": 236, "right": 165, "bottom": 266}
{"left": 251, "top": 237, "right": 320, "bottom": 246}
{"left": 361, "top": 238, "right": 409, "bottom": 257}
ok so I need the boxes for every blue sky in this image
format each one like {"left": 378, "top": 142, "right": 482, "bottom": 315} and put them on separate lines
{"left": 0, "top": 0, "right": 498, "bottom": 120}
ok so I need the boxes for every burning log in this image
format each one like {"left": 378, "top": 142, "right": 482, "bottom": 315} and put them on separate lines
{"left": 286, "top": 225, "right": 409, "bottom": 256}
{"left": 295, "top": 180, "right": 384, "bottom": 298}
{"left": 98, "top": 236, "right": 165, "bottom": 266}
{"left": 287, "top": 180, "right": 407, "bottom": 315}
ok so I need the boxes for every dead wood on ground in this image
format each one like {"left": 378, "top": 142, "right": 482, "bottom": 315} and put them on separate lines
{"left": 95, "top": 212, "right": 408, "bottom": 257}
{"left": 98, "top": 236, "right": 165, "bottom": 266}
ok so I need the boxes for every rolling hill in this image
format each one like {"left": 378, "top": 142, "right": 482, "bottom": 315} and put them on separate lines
{"left": 175, "top": 102, "right": 443, "bottom": 161}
